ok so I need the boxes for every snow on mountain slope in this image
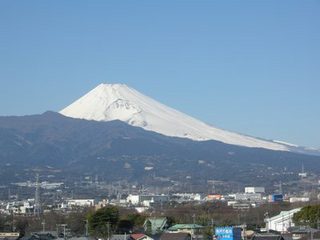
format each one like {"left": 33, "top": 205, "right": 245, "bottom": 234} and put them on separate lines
{"left": 60, "top": 83, "right": 292, "bottom": 151}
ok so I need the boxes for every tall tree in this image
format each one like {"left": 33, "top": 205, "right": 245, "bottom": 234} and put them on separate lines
{"left": 87, "top": 206, "right": 119, "bottom": 239}
{"left": 293, "top": 205, "right": 320, "bottom": 228}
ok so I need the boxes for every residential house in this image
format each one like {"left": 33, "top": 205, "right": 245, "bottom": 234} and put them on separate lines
{"left": 110, "top": 234, "right": 130, "bottom": 240}
{"left": 159, "top": 232, "right": 191, "bottom": 240}
{"left": 143, "top": 217, "right": 168, "bottom": 235}
{"left": 265, "top": 208, "right": 301, "bottom": 233}
{"left": 167, "top": 224, "right": 203, "bottom": 237}
{"left": 250, "top": 233, "right": 287, "bottom": 240}
{"left": 130, "top": 233, "right": 153, "bottom": 240}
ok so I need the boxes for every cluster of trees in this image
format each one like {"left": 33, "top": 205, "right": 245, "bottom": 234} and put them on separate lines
{"left": 293, "top": 204, "right": 320, "bottom": 228}
{"left": 87, "top": 206, "right": 147, "bottom": 239}
{"left": 87, "top": 202, "right": 303, "bottom": 239}
{"left": 1, "top": 201, "right": 313, "bottom": 238}
{"left": 157, "top": 201, "right": 296, "bottom": 229}
{"left": 0, "top": 210, "right": 91, "bottom": 237}
{"left": 0, "top": 206, "right": 147, "bottom": 238}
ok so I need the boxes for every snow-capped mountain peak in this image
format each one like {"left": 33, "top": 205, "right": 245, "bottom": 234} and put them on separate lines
{"left": 60, "top": 83, "right": 302, "bottom": 152}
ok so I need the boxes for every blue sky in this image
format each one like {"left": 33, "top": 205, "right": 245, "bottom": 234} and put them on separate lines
{"left": 0, "top": 1, "right": 319, "bottom": 148}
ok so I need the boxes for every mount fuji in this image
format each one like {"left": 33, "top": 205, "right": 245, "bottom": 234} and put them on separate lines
{"left": 60, "top": 83, "right": 315, "bottom": 154}
{"left": 1, "top": 83, "right": 320, "bottom": 185}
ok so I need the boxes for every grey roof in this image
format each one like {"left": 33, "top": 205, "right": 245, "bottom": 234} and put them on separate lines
{"left": 168, "top": 224, "right": 203, "bottom": 231}
{"left": 159, "top": 232, "right": 191, "bottom": 240}
{"left": 110, "top": 234, "right": 130, "bottom": 240}
{"left": 251, "top": 234, "right": 286, "bottom": 240}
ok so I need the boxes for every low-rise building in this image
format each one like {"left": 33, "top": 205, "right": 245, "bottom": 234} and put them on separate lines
{"left": 159, "top": 232, "right": 191, "bottom": 240}
{"left": 289, "top": 197, "right": 309, "bottom": 203}
{"left": 232, "top": 193, "right": 262, "bottom": 202}
{"left": 265, "top": 208, "right": 301, "bottom": 233}
{"left": 67, "top": 199, "right": 94, "bottom": 208}
{"left": 167, "top": 224, "right": 203, "bottom": 238}
{"left": 245, "top": 187, "right": 265, "bottom": 194}
{"left": 127, "top": 194, "right": 169, "bottom": 207}
{"left": 143, "top": 217, "right": 168, "bottom": 235}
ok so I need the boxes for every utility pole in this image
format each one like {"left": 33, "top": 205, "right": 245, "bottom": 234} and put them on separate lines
{"left": 42, "top": 220, "right": 46, "bottom": 232}
{"left": 317, "top": 208, "right": 320, "bottom": 230}
{"left": 34, "top": 173, "right": 41, "bottom": 217}
{"left": 84, "top": 219, "right": 88, "bottom": 237}
{"left": 107, "top": 222, "right": 110, "bottom": 240}
{"left": 264, "top": 212, "right": 269, "bottom": 233}
{"left": 10, "top": 209, "right": 14, "bottom": 232}
{"left": 192, "top": 214, "right": 197, "bottom": 240}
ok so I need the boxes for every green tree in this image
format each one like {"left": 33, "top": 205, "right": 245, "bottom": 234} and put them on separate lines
{"left": 117, "top": 219, "right": 133, "bottom": 234}
{"left": 293, "top": 205, "right": 320, "bottom": 228}
{"left": 127, "top": 213, "right": 146, "bottom": 228}
{"left": 87, "top": 206, "right": 119, "bottom": 239}
{"left": 66, "top": 212, "right": 88, "bottom": 236}
{"left": 202, "top": 226, "right": 213, "bottom": 240}
{"left": 14, "top": 217, "right": 29, "bottom": 237}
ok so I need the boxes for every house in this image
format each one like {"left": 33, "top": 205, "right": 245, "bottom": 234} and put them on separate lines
{"left": 143, "top": 217, "right": 168, "bottom": 235}
{"left": 0, "top": 233, "right": 20, "bottom": 240}
{"left": 287, "top": 226, "right": 320, "bottom": 240}
{"left": 250, "top": 233, "right": 287, "bottom": 240}
{"left": 265, "top": 208, "right": 301, "bottom": 233}
{"left": 167, "top": 224, "right": 203, "bottom": 236}
{"left": 159, "top": 232, "right": 191, "bottom": 240}
{"left": 130, "top": 233, "right": 153, "bottom": 240}
{"left": 110, "top": 234, "right": 130, "bottom": 240}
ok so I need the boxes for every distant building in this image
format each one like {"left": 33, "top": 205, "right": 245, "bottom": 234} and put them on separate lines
{"left": 298, "top": 172, "right": 307, "bottom": 178}
{"left": 95, "top": 199, "right": 109, "bottom": 210}
{"left": 265, "top": 208, "right": 301, "bottom": 233}
{"left": 231, "top": 193, "right": 262, "bottom": 202}
{"left": 268, "top": 194, "right": 283, "bottom": 203}
{"left": 289, "top": 197, "right": 309, "bottom": 203}
{"left": 204, "top": 194, "right": 223, "bottom": 201}
{"left": 67, "top": 199, "right": 94, "bottom": 208}
{"left": 172, "top": 193, "right": 202, "bottom": 202}
{"left": 227, "top": 201, "right": 251, "bottom": 210}
{"left": 127, "top": 194, "right": 169, "bottom": 207}
{"left": 245, "top": 187, "right": 265, "bottom": 194}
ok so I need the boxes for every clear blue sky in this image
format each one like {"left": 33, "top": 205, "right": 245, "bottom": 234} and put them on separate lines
{"left": 0, "top": 1, "right": 319, "bottom": 148}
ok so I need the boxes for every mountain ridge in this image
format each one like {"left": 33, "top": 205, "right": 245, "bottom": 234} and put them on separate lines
{"left": 1, "top": 111, "right": 320, "bottom": 186}
{"left": 60, "top": 83, "right": 318, "bottom": 155}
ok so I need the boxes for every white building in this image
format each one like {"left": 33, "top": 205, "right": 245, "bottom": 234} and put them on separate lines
{"left": 127, "top": 194, "right": 140, "bottom": 205}
{"left": 126, "top": 194, "right": 169, "bottom": 207}
{"left": 289, "top": 197, "right": 310, "bottom": 203}
{"left": 231, "top": 193, "right": 262, "bottom": 202}
{"left": 245, "top": 187, "right": 265, "bottom": 194}
{"left": 67, "top": 199, "right": 95, "bottom": 208}
{"left": 265, "top": 208, "right": 301, "bottom": 233}
{"left": 172, "top": 193, "right": 202, "bottom": 202}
